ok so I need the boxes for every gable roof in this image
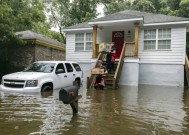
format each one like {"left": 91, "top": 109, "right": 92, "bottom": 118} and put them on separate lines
{"left": 64, "top": 22, "right": 91, "bottom": 30}
{"left": 16, "top": 30, "right": 65, "bottom": 48}
{"left": 90, "top": 10, "right": 189, "bottom": 24}
{"left": 64, "top": 10, "right": 189, "bottom": 31}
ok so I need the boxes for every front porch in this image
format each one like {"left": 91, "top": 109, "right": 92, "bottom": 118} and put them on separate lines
{"left": 87, "top": 21, "right": 141, "bottom": 89}
{"left": 91, "top": 21, "right": 140, "bottom": 58}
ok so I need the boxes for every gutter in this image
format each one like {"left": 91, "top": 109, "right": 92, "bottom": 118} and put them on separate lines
{"left": 26, "top": 39, "right": 65, "bottom": 51}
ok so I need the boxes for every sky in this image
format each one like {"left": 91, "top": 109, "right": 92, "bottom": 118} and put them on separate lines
{"left": 96, "top": 4, "right": 105, "bottom": 18}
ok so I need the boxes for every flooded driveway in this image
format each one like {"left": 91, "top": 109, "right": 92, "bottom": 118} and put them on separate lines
{"left": 0, "top": 85, "right": 189, "bottom": 135}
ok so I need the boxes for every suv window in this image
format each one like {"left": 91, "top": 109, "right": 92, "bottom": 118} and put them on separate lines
{"left": 65, "top": 63, "right": 73, "bottom": 72}
{"left": 56, "top": 63, "right": 65, "bottom": 73}
{"left": 72, "top": 63, "right": 81, "bottom": 71}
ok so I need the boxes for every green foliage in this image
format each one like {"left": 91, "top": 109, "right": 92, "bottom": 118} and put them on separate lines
{"left": 132, "top": 0, "right": 156, "bottom": 13}
{"left": 0, "top": 0, "right": 65, "bottom": 46}
{"left": 103, "top": 0, "right": 132, "bottom": 15}
{"left": 46, "top": 0, "right": 98, "bottom": 28}
{"left": 100, "top": 0, "right": 189, "bottom": 18}
{"left": 0, "top": 1, "right": 22, "bottom": 45}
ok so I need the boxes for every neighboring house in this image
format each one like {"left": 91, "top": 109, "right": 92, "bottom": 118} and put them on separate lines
{"left": 0, "top": 30, "right": 65, "bottom": 74}
{"left": 63, "top": 10, "right": 189, "bottom": 87}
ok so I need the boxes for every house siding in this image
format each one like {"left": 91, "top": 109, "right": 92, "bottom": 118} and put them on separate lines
{"left": 138, "top": 26, "right": 186, "bottom": 64}
{"left": 66, "top": 33, "right": 92, "bottom": 62}
{"left": 139, "top": 64, "right": 184, "bottom": 87}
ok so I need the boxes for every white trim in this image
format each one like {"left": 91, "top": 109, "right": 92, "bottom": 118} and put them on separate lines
{"left": 144, "top": 21, "right": 189, "bottom": 26}
{"left": 124, "top": 58, "right": 139, "bottom": 63}
{"left": 139, "top": 61, "right": 185, "bottom": 65}
{"left": 88, "top": 18, "right": 143, "bottom": 25}
{"left": 63, "top": 28, "right": 92, "bottom": 32}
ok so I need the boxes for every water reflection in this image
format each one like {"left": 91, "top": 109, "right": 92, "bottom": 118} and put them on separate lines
{"left": 0, "top": 85, "right": 189, "bottom": 135}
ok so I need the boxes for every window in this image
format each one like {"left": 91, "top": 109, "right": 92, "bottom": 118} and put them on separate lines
{"left": 24, "top": 63, "right": 55, "bottom": 73}
{"left": 144, "top": 28, "right": 171, "bottom": 50}
{"left": 75, "top": 33, "right": 84, "bottom": 51}
{"left": 75, "top": 33, "right": 93, "bottom": 51}
{"left": 158, "top": 28, "right": 171, "bottom": 50}
{"left": 72, "top": 63, "right": 82, "bottom": 71}
{"left": 56, "top": 63, "right": 65, "bottom": 73}
{"left": 144, "top": 29, "right": 156, "bottom": 50}
{"left": 65, "top": 63, "right": 73, "bottom": 72}
{"left": 86, "top": 33, "right": 93, "bottom": 51}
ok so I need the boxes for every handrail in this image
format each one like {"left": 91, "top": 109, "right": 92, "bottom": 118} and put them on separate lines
{"left": 87, "top": 52, "right": 105, "bottom": 88}
{"left": 113, "top": 42, "right": 126, "bottom": 88}
{"left": 185, "top": 54, "right": 189, "bottom": 86}
{"left": 186, "top": 55, "right": 189, "bottom": 69}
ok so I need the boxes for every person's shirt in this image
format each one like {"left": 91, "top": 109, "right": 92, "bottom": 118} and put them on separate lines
{"left": 106, "top": 53, "right": 112, "bottom": 61}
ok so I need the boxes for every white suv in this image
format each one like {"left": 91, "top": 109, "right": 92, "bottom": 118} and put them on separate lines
{"left": 0, "top": 61, "right": 83, "bottom": 92}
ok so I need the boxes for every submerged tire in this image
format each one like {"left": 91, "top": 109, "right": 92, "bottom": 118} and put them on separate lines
{"left": 75, "top": 79, "right": 81, "bottom": 86}
{"left": 41, "top": 85, "right": 52, "bottom": 92}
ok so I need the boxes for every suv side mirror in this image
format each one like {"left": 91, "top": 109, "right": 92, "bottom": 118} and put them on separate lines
{"left": 55, "top": 69, "right": 64, "bottom": 74}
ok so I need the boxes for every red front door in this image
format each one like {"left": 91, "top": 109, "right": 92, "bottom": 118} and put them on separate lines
{"left": 112, "top": 31, "right": 124, "bottom": 58}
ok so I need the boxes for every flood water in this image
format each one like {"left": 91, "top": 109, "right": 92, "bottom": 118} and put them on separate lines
{"left": 0, "top": 84, "right": 189, "bottom": 135}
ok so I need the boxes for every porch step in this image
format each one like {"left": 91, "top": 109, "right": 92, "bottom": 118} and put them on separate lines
{"left": 106, "top": 74, "right": 114, "bottom": 77}
{"left": 103, "top": 61, "right": 119, "bottom": 65}
{"left": 105, "top": 84, "right": 114, "bottom": 89}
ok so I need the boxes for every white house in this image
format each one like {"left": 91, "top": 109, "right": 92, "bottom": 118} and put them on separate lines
{"left": 63, "top": 10, "right": 189, "bottom": 87}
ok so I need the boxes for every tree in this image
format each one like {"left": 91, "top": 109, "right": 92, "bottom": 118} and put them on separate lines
{"left": 132, "top": 0, "right": 156, "bottom": 13}
{"left": 177, "top": 0, "right": 189, "bottom": 17}
{"left": 98, "top": 0, "right": 132, "bottom": 15}
{"left": 0, "top": 0, "right": 65, "bottom": 46}
{"left": 45, "top": 0, "right": 98, "bottom": 42}
{"left": 0, "top": 1, "right": 22, "bottom": 45}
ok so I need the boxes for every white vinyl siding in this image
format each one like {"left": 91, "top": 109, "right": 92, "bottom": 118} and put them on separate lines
{"left": 144, "top": 28, "right": 171, "bottom": 50}
{"left": 66, "top": 33, "right": 93, "bottom": 62}
{"left": 75, "top": 33, "right": 93, "bottom": 52}
{"left": 139, "top": 27, "right": 186, "bottom": 64}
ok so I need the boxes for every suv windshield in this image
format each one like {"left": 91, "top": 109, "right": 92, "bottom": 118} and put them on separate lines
{"left": 24, "top": 63, "right": 55, "bottom": 73}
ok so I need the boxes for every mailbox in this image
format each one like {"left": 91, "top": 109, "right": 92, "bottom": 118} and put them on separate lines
{"left": 59, "top": 85, "right": 78, "bottom": 104}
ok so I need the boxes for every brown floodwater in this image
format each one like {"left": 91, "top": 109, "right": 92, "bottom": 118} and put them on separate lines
{"left": 0, "top": 84, "right": 189, "bottom": 135}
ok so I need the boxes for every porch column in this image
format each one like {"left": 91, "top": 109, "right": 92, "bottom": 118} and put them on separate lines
{"left": 134, "top": 22, "right": 139, "bottom": 56}
{"left": 92, "top": 26, "right": 97, "bottom": 58}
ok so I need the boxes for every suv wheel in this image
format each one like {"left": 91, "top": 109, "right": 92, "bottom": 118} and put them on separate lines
{"left": 75, "top": 78, "right": 81, "bottom": 86}
{"left": 41, "top": 85, "right": 52, "bottom": 92}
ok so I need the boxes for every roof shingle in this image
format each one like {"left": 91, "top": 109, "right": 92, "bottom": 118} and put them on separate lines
{"left": 64, "top": 10, "right": 189, "bottom": 30}
{"left": 16, "top": 30, "right": 65, "bottom": 48}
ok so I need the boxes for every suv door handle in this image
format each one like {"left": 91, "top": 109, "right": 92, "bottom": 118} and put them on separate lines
{"left": 64, "top": 75, "right": 67, "bottom": 78}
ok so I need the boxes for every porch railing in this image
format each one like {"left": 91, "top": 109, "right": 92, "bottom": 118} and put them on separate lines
{"left": 125, "top": 42, "right": 135, "bottom": 57}
{"left": 185, "top": 54, "right": 189, "bottom": 86}
{"left": 87, "top": 52, "right": 106, "bottom": 88}
{"left": 113, "top": 42, "right": 126, "bottom": 88}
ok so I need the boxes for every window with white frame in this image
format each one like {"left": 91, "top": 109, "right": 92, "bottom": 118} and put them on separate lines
{"left": 75, "top": 33, "right": 93, "bottom": 51}
{"left": 144, "top": 28, "right": 171, "bottom": 50}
